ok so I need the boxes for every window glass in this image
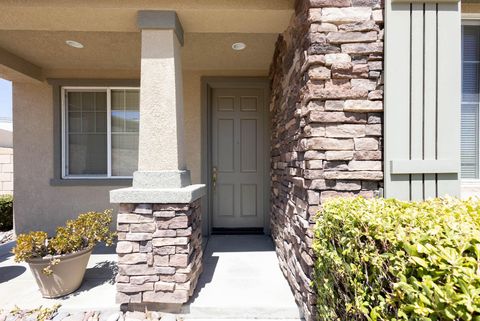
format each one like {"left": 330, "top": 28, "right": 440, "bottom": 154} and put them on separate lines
{"left": 462, "top": 62, "right": 479, "bottom": 103}
{"left": 463, "top": 26, "right": 480, "bottom": 62}
{"left": 111, "top": 89, "right": 139, "bottom": 176}
{"left": 67, "top": 91, "right": 107, "bottom": 175}
{"left": 462, "top": 25, "right": 480, "bottom": 179}
{"left": 111, "top": 90, "right": 125, "bottom": 132}
{"left": 64, "top": 88, "right": 139, "bottom": 177}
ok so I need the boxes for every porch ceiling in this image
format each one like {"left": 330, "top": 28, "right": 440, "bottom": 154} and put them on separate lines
{"left": 0, "top": 0, "right": 294, "bottom": 34}
{"left": 0, "top": 0, "right": 293, "bottom": 81}
{"left": 0, "top": 31, "right": 279, "bottom": 77}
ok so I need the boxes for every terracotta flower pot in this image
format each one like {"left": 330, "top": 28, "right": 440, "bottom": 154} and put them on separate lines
{"left": 26, "top": 247, "right": 93, "bottom": 298}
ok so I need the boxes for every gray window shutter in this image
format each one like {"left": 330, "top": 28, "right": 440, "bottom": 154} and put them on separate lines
{"left": 384, "top": 1, "right": 461, "bottom": 200}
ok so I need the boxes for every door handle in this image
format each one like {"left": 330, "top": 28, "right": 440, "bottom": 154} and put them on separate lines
{"left": 212, "top": 166, "right": 217, "bottom": 192}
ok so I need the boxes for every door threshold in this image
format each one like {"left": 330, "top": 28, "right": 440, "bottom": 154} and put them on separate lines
{"left": 211, "top": 227, "right": 264, "bottom": 235}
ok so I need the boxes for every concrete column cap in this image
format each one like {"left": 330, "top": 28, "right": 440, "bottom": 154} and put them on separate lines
{"left": 132, "top": 170, "right": 192, "bottom": 189}
{"left": 110, "top": 184, "right": 206, "bottom": 204}
{"left": 137, "top": 11, "right": 184, "bottom": 46}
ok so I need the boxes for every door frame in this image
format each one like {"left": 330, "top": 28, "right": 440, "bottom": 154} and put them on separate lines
{"left": 201, "top": 77, "right": 271, "bottom": 236}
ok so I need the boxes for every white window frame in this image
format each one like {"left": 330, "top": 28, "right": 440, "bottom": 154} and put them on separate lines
{"left": 61, "top": 86, "right": 140, "bottom": 179}
{"left": 463, "top": 14, "right": 480, "bottom": 22}
{"left": 461, "top": 19, "right": 480, "bottom": 185}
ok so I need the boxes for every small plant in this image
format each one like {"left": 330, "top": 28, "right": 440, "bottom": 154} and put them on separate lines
{"left": 12, "top": 210, "right": 115, "bottom": 274}
{"left": 10, "top": 304, "right": 61, "bottom": 321}
{"left": 0, "top": 194, "right": 13, "bottom": 231}
{"left": 12, "top": 231, "right": 49, "bottom": 262}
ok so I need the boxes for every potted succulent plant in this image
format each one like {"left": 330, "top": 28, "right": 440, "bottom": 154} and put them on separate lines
{"left": 12, "top": 210, "right": 115, "bottom": 298}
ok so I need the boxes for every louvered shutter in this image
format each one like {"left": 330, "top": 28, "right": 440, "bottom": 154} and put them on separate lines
{"left": 385, "top": 0, "right": 461, "bottom": 200}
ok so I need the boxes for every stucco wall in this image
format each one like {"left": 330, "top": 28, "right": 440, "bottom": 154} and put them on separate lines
{"left": 13, "top": 82, "right": 123, "bottom": 234}
{"left": 13, "top": 69, "right": 266, "bottom": 234}
{"left": 183, "top": 71, "right": 202, "bottom": 184}
{"left": 463, "top": 3, "right": 480, "bottom": 14}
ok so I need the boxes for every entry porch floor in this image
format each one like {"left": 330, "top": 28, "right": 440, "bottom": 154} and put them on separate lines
{"left": 0, "top": 235, "right": 302, "bottom": 320}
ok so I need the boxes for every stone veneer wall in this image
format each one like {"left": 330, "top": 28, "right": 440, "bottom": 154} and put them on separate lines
{"left": 115, "top": 200, "right": 202, "bottom": 306}
{"left": 269, "top": 1, "right": 384, "bottom": 320}
{"left": 0, "top": 148, "right": 13, "bottom": 195}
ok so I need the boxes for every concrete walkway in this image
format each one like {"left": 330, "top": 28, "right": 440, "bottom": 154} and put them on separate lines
{"left": 184, "top": 235, "right": 302, "bottom": 319}
{"left": 0, "top": 235, "right": 302, "bottom": 320}
{"left": 0, "top": 241, "right": 117, "bottom": 311}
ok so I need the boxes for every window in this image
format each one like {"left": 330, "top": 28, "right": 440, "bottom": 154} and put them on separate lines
{"left": 462, "top": 22, "right": 480, "bottom": 179}
{"left": 62, "top": 87, "right": 140, "bottom": 178}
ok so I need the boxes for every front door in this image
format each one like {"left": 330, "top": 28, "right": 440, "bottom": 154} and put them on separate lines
{"left": 211, "top": 87, "right": 265, "bottom": 228}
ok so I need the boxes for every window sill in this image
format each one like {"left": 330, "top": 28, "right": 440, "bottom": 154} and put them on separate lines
{"left": 461, "top": 179, "right": 480, "bottom": 186}
{"left": 461, "top": 180, "right": 480, "bottom": 199}
{"left": 50, "top": 178, "right": 132, "bottom": 186}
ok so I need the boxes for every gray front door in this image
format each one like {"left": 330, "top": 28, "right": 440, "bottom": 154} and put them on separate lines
{"left": 211, "top": 87, "right": 265, "bottom": 228}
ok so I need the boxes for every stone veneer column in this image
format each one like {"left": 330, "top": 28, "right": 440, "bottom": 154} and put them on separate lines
{"left": 269, "top": 1, "right": 384, "bottom": 320}
{"left": 111, "top": 11, "right": 205, "bottom": 307}
{"left": 115, "top": 201, "right": 202, "bottom": 305}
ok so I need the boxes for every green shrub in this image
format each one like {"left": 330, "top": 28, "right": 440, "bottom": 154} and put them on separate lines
{"left": 0, "top": 194, "right": 13, "bottom": 231}
{"left": 313, "top": 197, "right": 480, "bottom": 321}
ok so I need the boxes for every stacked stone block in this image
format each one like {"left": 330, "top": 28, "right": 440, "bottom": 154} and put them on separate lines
{"left": 115, "top": 200, "right": 202, "bottom": 305}
{"left": 269, "top": 0, "right": 384, "bottom": 320}
{"left": 0, "top": 147, "right": 13, "bottom": 195}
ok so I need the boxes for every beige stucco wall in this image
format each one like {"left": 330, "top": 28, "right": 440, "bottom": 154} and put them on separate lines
{"left": 13, "top": 82, "right": 126, "bottom": 235}
{"left": 138, "top": 30, "right": 186, "bottom": 172}
{"left": 183, "top": 72, "right": 202, "bottom": 184}
{"left": 463, "top": 3, "right": 480, "bottom": 14}
{"left": 13, "top": 69, "right": 266, "bottom": 234}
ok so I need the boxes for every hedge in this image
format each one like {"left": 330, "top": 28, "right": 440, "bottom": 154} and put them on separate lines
{"left": 313, "top": 197, "right": 480, "bottom": 321}
{"left": 0, "top": 194, "right": 13, "bottom": 231}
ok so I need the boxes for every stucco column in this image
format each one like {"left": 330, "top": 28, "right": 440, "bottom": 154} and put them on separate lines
{"left": 111, "top": 10, "right": 205, "bottom": 200}
{"left": 138, "top": 29, "right": 185, "bottom": 172}
{"left": 110, "top": 11, "right": 205, "bottom": 308}
{"left": 130, "top": 10, "right": 193, "bottom": 189}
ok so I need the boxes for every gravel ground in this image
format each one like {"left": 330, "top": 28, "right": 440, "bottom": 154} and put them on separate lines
{"left": 0, "top": 230, "right": 14, "bottom": 245}
{"left": 0, "top": 308, "right": 182, "bottom": 321}
{"left": 0, "top": 306, "right": 301, "bottom": 321}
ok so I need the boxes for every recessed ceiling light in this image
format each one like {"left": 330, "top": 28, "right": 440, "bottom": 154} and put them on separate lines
{"left": 232, "top": 42, "right": 246, "bottom": 51}
{"left": 65, "top": 40, "right": 84, "bottom": 49}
